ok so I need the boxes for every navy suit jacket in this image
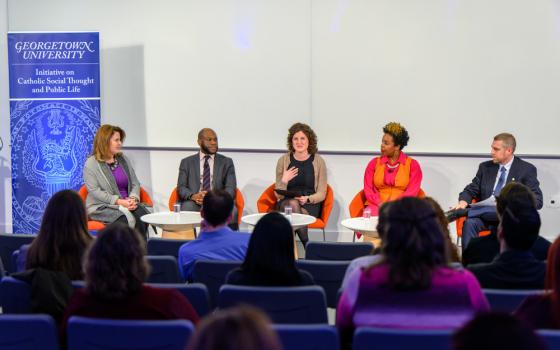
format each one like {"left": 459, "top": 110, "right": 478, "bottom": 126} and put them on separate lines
{"left": 459, "top": 157, "right": 543, "bottom": 209}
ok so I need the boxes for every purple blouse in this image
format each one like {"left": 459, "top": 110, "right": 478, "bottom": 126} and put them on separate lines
{"left": 111, "top": 165, "right": 129, "bottom": 198}
{"left": 336, "top": 263, "right": 489, "bottom": 331}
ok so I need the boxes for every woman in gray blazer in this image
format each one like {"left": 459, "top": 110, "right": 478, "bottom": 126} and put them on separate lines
{"left": 83, "top": 124, "right": 150, "bottom": 236}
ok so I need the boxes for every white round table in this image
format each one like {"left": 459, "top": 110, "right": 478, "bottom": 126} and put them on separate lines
{"left": 341, "top": 217, "right": 379, "bottom": 241}
{"left": 241, "top": 213, "right": 316, "bottom": 230}
{"left": 141, "top": 211, "right": 202, "bottom": 233}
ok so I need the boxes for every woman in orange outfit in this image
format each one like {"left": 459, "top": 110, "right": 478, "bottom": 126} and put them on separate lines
{"left": 363, "top": 122, "right": 422, "bottom": 216}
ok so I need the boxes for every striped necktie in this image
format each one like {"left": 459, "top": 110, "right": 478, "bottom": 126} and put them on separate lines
{"left": 202, "top": 155, "right": 211, "bottom": 192}
{"left": 493, "top": 166, "right": 507, "bottom": 196}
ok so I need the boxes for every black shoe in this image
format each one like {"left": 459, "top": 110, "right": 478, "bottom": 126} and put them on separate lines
{"left": 445, "top": 208, "right": 469, "bottom": 222}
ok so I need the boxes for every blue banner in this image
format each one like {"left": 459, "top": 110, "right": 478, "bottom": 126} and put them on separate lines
{"left": 8, "top": 32, "right": 101, "bottom": 233}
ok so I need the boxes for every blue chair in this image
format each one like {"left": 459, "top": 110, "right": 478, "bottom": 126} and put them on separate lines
{"left": 0, "top": 234, "right": 35, "bottom": 273}
{"left": 191, "top": 260, "right": 242, "bottom": 307}
{"left": 296, "top": 259, "right": 349, "bottom": 308}
{"left": 149, "top": 283, "right": 211, "bottom": 316}
{"left": 0, "top": 314, "right": 59, "bottom": 350}
{"left": 218, "top": 285, "right": 328, "bottom": 324}
{"left": 71, "top": 280, "right": 211, "bottom": 317}
{"left": 483, "top": 289, "right": 545, "bottom": 313}
{"left": 353, "top": 327, "right": 454, "bottom": 350}
{"left": 538, "top": 330, "right": 560, "bottom": 350}
{"left": 0, "top": 276, "right": 32, "bottom": 313}
{"left": 147, "top": 238, "right": 190, "bottom": 259}
{"left": 67, "top": 316, "right": 194, "bottom": 350}
{"left": 305, "top": 241, "right": 374, "bottom": 261}
{"left": 146, "top": 255, "right": 183, "bottom": 283}
{"left": 274, "top": 324, "right": 340, "bottom": 350}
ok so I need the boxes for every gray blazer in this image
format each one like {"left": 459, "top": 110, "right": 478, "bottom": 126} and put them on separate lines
{"left": 177, "top": 153, "right": 237, "bottom": 202}
{"left": 83, "top": 154, "right": 142, "bottom": 223}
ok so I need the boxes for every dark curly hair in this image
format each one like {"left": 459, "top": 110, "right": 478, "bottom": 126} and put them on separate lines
{"left": 383, "top": 122, "right": 409, "bottom": 150}
{"left": 286, "top": 123, "right": 318, "bottom": 154}
{"left": 84, "top": 223, "right": 150, "bottom": 300}
{"left": 369, "top": 197, "right": 449, "bottom": 291}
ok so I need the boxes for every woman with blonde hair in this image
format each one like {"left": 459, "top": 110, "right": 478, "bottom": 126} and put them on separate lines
{"left": 83, "top": 124, "right": 150, "bottom": 236}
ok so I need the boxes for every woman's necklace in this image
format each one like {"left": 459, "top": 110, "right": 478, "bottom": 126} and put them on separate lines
{"left": 107, "top": 158, "right": 119, "bottom": 171}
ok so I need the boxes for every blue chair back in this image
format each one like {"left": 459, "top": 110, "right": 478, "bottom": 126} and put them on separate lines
{"left": 296, "top": 260, "right": 349, "bottom": 308}
{"left": 149, "top": 283, "right": 211, "bottom": 316}
{"left": 538, "top": 330, "right": 560, "bottom": 350}
{"left": 147, "top": 238, "right": 190, "bottom": 259}
{"left": 353, "top": 327, "right": 453, "bottom": 350}
{"left": 274, "top": 324, "right": 340, "bottom": 350}
{"left": 0, "top": 276, "right": 32, "bottom": 313}
{"left": 146, "top": 255, "right": 183, "bottom": 283}
{"left": 0, "top": 314, "right": 59, "bottom": 350}
{"left": 218, "top": 285, "right": 328, "bottom": 324}
{"left": 192, "top": 260, "right": 242, "bottom": 307}
{"left": 305, "top": 242, "right": 373, "bottom": 261}
{"left": 67, "top": 316, "right": 194, "bottom": 350}
{"left": 483, "top": 288, "right": 545, "bottom": 313}
{"left": 0, "top": 234, "right": 35, "bottom": 273}
{"left": 71, "top": 281, "right": 210, "bottom": 317}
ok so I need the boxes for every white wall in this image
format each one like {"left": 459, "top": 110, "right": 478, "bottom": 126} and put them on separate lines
{"left": 6, "top": 0, "right": 560, "bottom": 153}
{"left": 124, "top": 148, "right": 560, "bottom": 243}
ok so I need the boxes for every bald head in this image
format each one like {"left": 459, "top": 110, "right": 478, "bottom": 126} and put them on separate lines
{"left": 198, "top": 128, "right": 218, "bottom": 154}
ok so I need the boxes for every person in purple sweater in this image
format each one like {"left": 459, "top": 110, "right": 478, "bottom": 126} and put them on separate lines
{"left": 83, "top": 124, "right": 151, "bottom": 237}
{"left": 337, "top": 197, "right": 488, "bottom": 345}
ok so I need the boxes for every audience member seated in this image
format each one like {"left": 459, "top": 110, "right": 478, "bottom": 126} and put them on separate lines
{"left": 178, "top": 190, "right": 250, "bottom": 281}
{"left": 514, "top": 235, "right": 560, "bottom": 329}
{"left": 341, "top": 202, "right": 390, "bottom": 288}
{"left": 187, "top": 305, "right": 282, "bottom": 350}
{"left": 342, "top": 197, "right": 460, "bottom": 288}
{"left": 337, "top": 197, "right": 488, "bottom": 344}
{"left": 13, "top": 189, "right": 93, "bottom": 322}
{"left": 463, "top": 183, "right": 550, "bottom": 266}
{"left": 83, "top": 124, "right": 151, "bottom": 236}
{"left": 453, "top": 312, "right": 546, "bottom": 350}
{"left": 226, "top": 212, "right": 314, "bottom": 286}
{"left": 61, "top": 223, "right": 199, "bottom": 337}
{"left": 362, "top": 122, "right": 422, "bottom": 216}
{"left": 467, "top": 185, "right": 545, "bottom": 290}
{"left": 424, "top": 197, "right": 460, "bottom": 263}
{"left": 275, "top": 122, "right": 327, "bottom": 248}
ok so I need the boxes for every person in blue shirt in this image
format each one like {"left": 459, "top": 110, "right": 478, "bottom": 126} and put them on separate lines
{"left": 178, "top": 189, "right": 250, "bottom": 281}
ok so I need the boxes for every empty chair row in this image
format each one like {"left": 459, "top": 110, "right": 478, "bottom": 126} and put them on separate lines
{"left": 2, "top": 315, "right": 560, "bottom": 350}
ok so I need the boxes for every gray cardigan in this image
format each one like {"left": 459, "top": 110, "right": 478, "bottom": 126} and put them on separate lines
{"left": 83, "top": 154, "right": 142, "bottom": 223}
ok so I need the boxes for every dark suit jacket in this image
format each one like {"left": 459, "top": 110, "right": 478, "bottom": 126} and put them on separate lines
{"left": 467, "top": 250, "right": 545, "bottom": 289}
{"left": 462, "top": 233, "right": 551, "bottom": 266}
{"left": 177, "top": 153, "right": 237, "bottom": 201}
{"left": 459, "top": 157, "right": 543, "bottom": 209}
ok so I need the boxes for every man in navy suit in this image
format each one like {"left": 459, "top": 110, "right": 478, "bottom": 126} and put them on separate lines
{"left": 177, "top": 128, "right": 238, "bottom": 225}
{"left": 453, "top": 133, "right": 543, "bottom": 249}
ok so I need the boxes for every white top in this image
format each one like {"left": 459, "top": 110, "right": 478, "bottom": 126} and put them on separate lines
{"left": 341, "top": 217, "right": 379, "bottom": 234}
{"left": 241, "top": 213, "right": 316, "bottom": 230}
{"left": 141, "top": 211, "right": 202, "bottom": 232}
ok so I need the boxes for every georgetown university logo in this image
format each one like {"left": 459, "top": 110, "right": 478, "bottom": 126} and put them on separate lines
{"left": 10, "top": 100, "right": 99, "bottom": 233}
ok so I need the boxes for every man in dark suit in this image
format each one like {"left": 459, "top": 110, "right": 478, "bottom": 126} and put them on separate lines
{"left": 452, "top": 133, "right": 543, "bottom": 249}
{"left": 177, "top": 128, "right": 238, "bottom": 224}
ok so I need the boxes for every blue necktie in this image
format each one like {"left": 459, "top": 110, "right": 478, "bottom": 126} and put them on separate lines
{"left": 493, "top": 166, "right": 507, "bottom": 196}
{"left": 202, "top": 155, "right": 211, "bottom": 192}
